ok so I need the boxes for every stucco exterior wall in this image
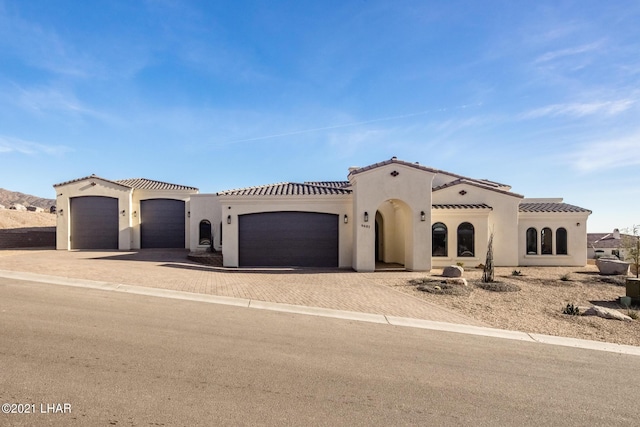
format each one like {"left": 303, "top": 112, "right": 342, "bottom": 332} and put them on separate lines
{"left": 349, "top": 163, "right": 434, "bottom": 272}
{"left": 216, "top": 195, "right": 353, "bottom": 268}
{"left": 432, "top": 183, "right": 521, "bottom": 267}
{"left": 189, "top": 194, "right": 222, "bottom": 252}
{"left": 54, "top": 178, "right": 133, "bottom": 250}
{"left": 518, "top": 213, "right": 589, "bottom": 266}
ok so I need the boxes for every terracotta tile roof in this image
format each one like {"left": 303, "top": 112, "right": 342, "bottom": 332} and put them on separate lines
{"left": 519, "top": 202, "right": 591, "bottom": 213}
{"left": 53, "top": 174, "right": 130, "bottom": 189}
{"left": 432, "top": 203, "right": 493, "bottom": 210}
{"left": 217, "top": 182, "right": 353, "bottom": 196}
{"left": 304, "top": 181, "right": 351, "bottom": 189}
{"left": 54, "top": 175, "right": 198, "bottom": 191}
{"left": 433, "top": 178, "right": 524, "bottom": 198}
{"left": 116, "top": 178, "right": 198, "bottom": 191}
{"left": 348, "top": 157, "right": 440, "bottom": 176}
{"left": 588, "top": 234, "right": 621, "bottom": 249}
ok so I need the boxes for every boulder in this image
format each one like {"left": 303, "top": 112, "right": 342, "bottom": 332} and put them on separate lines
{"left": 582, "top": 306, "right": 633, "bottom": 322}
{"left": 596, "top": 258, "right": 629, "bottom": 276}
{"left": 443, "top": 265, "right": 464, "bottom": 278}
{"left": 443, "top": 278, "right": 468, "bottom": 287}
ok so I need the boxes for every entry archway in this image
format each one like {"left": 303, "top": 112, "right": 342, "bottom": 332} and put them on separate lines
{"left": 374, "top": 199, "right": 412, "bottom": 268}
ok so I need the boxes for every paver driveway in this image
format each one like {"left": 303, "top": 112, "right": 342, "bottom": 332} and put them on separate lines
{"left": 0, "top": 249, "right": 484, "bottom": 326}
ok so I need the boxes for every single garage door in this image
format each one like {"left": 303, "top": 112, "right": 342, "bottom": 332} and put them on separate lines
{"left": 239, "top": 211, "right": 338, "bottom": 267}
{"left": 140, "top": 199, "right": 185, "bottom": 248}
{"left": 70, "top": 196, "right": 119, "bottom": 249}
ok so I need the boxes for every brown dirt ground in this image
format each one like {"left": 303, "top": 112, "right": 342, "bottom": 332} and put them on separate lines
{"left": 388, "top": 265, "right": 640, "bottom": 347}
{"left": 0, "top": 210, "right": 56, "bottom": 230}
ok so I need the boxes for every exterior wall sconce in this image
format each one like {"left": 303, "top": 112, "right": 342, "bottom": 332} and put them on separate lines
{"left": 576, "top": 222, "right": 580, "bottom": 226}
{"left": 58, "top": 209, "right": 64, "bottom": 216}
{"left": 227, "top": 215, "right": 232, "bottom": 224}
{"left": 121, "top": 210, "right": 126, "bottom": 216}
{"left": 364, "top": 212, "right": 369, "bottom": 222}
{"left": 344, "top": 214, "right": 348, "bottom": 224}
{"left": 187, "top": 211, "right": 190, "bottom": 218}
{"left": 420, "top": 211, "right": 426, "bottom": 221}
{"left": 133, "top": 211, "right": 137, "bottom": 218}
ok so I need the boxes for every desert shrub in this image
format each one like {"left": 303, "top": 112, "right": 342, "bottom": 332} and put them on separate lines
{"left": 511, "top": 270, "right": 522, "bottom": 276}
{"left": 627, "top": 308, "right": 639, "bottom": 320}
{"left": 456, "top": 262, "right": 464, "bottom": 268}
{"left": 475, "top": 281, "right": 521, "bottom": 292}
{"left": 560, "top": 273, "right": 571, "bottom": 282}
{"left": 563, "top": 303, "right": 580, "bottom": 315}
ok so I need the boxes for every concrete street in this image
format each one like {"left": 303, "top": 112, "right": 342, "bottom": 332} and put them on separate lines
{"left": 1, "top": 276, "right": 639, "bottom": 426}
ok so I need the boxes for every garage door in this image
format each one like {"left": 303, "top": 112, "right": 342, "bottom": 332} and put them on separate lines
{"left": 70, "top": 196, "right": 119, "bottom": 249}
{"left": 140, "top": 199, "right": 185, "bottom": 248}
{"left": 239, "top": 212, "right": 338, "bottom": 267}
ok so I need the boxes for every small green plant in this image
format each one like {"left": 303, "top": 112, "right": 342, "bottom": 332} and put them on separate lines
{"left": 626, "top": 308, "right": 639, "bottom": 320}
{"left": 511, "top": 270, "right": 522, "bottom": 276}
{"left": 560, "top": 273, "right": 571, "bottom": 282}
{"left": 563, "top": 303, "right": 580, "bottom": 315}
{"left": 456, "top": 262, "right": 464, "bottom": 267}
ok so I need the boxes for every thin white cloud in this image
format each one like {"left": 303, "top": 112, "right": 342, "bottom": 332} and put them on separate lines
{"left": 4, "top": 83, "right": 119, "bottom": 124}
{"left": 521, "top": 99, "right": 635, "bottom": 120}
{"left": 0, "top": 135, "right": 72, "bottom": 156}
{"left": 534, "top": 41, "right": 604, "bottom": 64}
{"left": 569, "top": 132, "right": 640, "bottom": 172}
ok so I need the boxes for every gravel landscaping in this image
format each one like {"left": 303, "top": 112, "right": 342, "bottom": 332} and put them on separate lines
{"left": 391, "top": 264, "right": 640, "bottom": 347}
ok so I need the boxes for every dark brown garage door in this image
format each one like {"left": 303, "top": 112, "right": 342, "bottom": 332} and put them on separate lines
{"left": 140, "top": 199, "right": 185, "bottom": 248}
{"left": 70, "top": 196, "right": 119, "bottom": 249}
{"left": 239, "top": 211, "right": 338, "bottom": 267}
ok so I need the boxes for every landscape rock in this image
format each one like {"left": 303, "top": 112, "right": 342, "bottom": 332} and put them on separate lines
{"left": 443, "top": 278, "right": 468, "bottom": 287}
{"left": 582, "top": 305, "right": 633, "bottom": 322}
{"left": 443, "top": 265, "right": 464, "bottom": 278}
{"left": 596, "top": 258, "right": 629, "bottom": 276}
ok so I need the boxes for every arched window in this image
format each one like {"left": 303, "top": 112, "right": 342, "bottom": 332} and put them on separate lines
{"left": 199, "top": 220, "right": 212, "bottom": 246}
{"left": 526, "top": 227, "right": 538, "bottom": 254}
{"left": 541, "top": 227, "right": 553, "bottom": 254}
{"left": 432, "top": 223, "right": 448, "bottom": 257}
{"left": 556, "top": 227, "right": 568, "bottom": 255}
{"left": 457, "top": 222, "right": 475, "bottom": 257}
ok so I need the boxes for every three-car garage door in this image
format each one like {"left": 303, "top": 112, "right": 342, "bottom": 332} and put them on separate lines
{"left": 140, "top": 199, "right": 185, "bottom": 248}
{"left": 239, "top": 211, "right": 338, "bottom": 267}
{"left": 70, "top": 196, "right": 119, "bottom": 249}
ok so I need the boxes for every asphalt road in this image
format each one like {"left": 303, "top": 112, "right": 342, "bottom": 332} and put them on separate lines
{"left": 1, "top": 276, "right": 638, "bottom": 426}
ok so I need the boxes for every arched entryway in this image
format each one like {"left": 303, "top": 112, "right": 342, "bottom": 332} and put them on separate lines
{"left": 374, "top": 199, "right": 412, "bottom": 270}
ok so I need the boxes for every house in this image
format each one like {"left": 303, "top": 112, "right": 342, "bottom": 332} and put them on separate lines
{"left": 26, "top": 206, "right": 44, "bottom": 212}
{"left": 587, "top": 229, "right": 632, "bottom": 259}
{"left": 54, "top": 158, "right": 592, "bottom": 271}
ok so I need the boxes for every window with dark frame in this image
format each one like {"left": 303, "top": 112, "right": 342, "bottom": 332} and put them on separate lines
{"left": 199, "top": 220, "right": 212, "bottom": 246}
{"left": 556, "top": 227, "right": 568, "bottom": 255}
{"left": 541, "top": 227, "right": 553, "bottom": 255}
{"left": 432, "top": 222, "right": 448, "bottom": 257}
{"left": 457, "top": 222, "right": 475, "bottom": 257}
{"left": 526, "top": 227, "right": 537, "bottom": 254}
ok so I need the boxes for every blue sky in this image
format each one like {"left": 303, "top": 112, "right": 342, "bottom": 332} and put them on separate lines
{"left": 1, "top": 0, "right": 639, "bottom": 232}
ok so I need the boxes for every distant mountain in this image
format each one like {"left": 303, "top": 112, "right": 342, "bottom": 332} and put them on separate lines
{"left": 0, "top": 188, "right": 56, "bottom": 210}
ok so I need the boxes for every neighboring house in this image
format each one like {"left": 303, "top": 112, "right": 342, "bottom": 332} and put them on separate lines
{"left": 9, "top": 203, "right": 27, "bottom": 211}
{"left": 0, "top": 204, "right": 5, "bottom": 209}
{"left": 587, "top": 229, "right": 632, "bottom": 259}
{"left": 54, "top": 158, "right": 592, "bottom": 271}
{"left": 26, "top": 206, "right": 44, "bottom": 212}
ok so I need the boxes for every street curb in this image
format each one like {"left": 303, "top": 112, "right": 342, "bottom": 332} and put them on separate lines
{"left": 1, "top": 269, "right": 639, "bottom": 357}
